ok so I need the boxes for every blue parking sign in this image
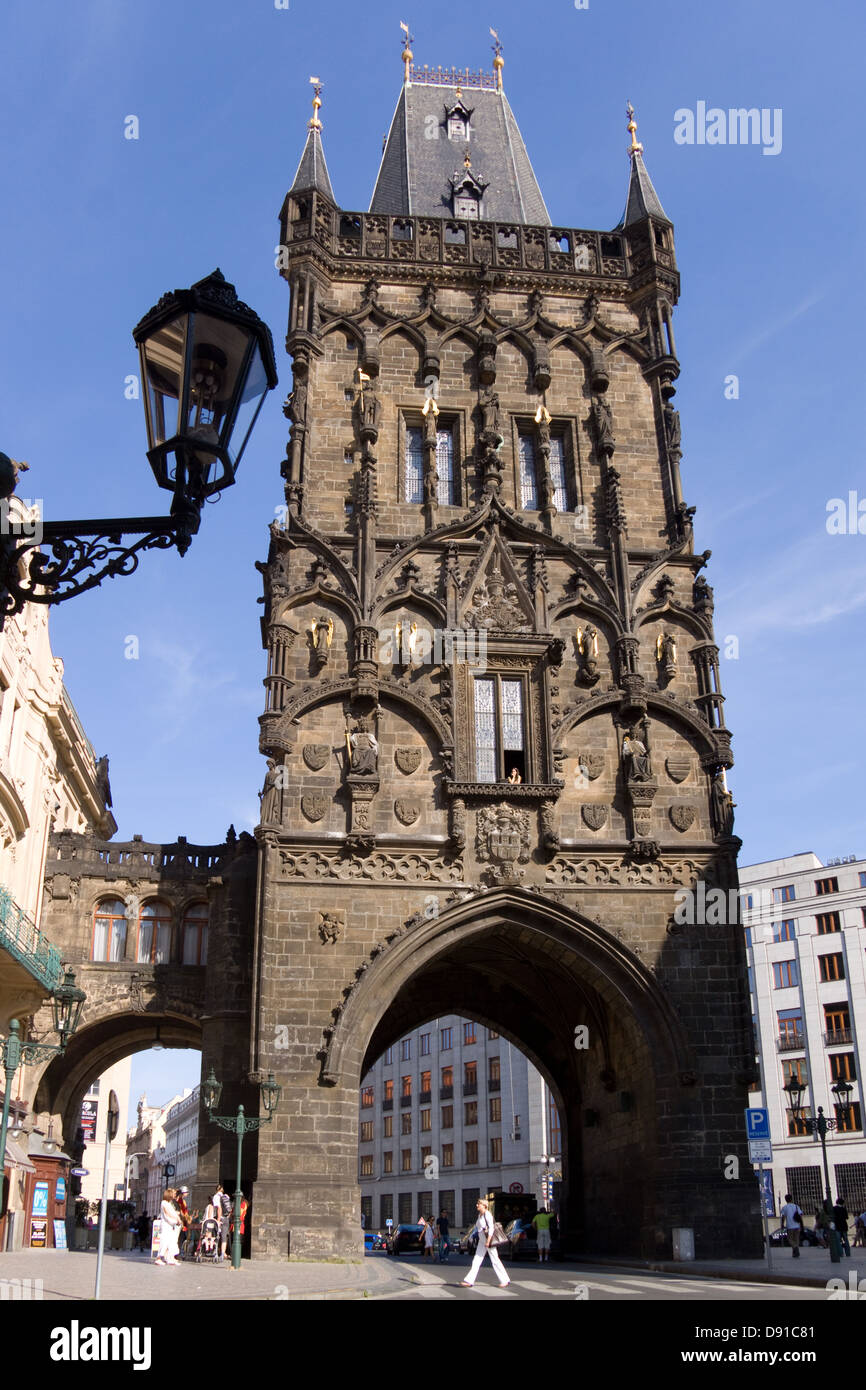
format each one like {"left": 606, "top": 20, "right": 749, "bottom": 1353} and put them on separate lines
{"left": 745, "top": 1107, "right": 770, "bottom": 1140}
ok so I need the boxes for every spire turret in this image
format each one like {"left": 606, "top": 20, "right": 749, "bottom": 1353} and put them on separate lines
{"left": 288, "top": 78, "right": 336, "bottom": 202}
{"left": 617, "top": 101, "right": 670, "bottom": 228}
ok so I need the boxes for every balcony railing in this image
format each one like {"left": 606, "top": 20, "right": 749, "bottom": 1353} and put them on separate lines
{"left": 463, "top": 1081, "right": 478, "bottom": 1096}
{"left": 0, "top": 885, "right": 63, "bottom": 992}
{"left": 776, "top": 1034, "right": 805, "bottom": 1053}
{"left": 382, "top": 1098, "right": 393, "bottom": 1111}
{"left": 419, "top": 1090, "right": 431, "bottom": 1104}
{"left": 400, "top": 1094, "right": 412, "bottom": 1108}
{"left": 439, "top": 1086, "right": 453, "bottom": 1100}
{"left": 488, "top": 1078, "right": 501, "bottom": 1092}
{"left": 825, "top": 1029, "right": 853, "bottom": 1046}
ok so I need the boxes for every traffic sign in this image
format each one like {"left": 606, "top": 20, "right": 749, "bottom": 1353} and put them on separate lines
{"left": 745, "top": 1108, "right": 770, "bottom": 1140}
{"left": 385, "top": 1218, "right": 393, "bottom": 1228}
{"left": 70, "top": 1167, "right": 89, "bottom": 1177}
{"left": 748, "top": 1139, "right": 772, "bottom": 1163}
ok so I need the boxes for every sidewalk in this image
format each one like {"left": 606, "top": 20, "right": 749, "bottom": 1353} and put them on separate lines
{"left": 0, "top": 1248, "right": 415, "bottom": 1301}
{"left": 582, "top": 1244, "right": 866, "bottom": 1289}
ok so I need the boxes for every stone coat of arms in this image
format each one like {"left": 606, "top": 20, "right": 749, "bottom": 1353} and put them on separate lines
{"left": 303, "top": 743, "right": 331, "bottom": 771}
{"left": 665, "top": 756, "right": 691, "bottom": 784}
{"left": 394, "top": 747, "right": 423, "bottom": 775}
{"left": 669, "top": 804, "right": 697, "bottom": 832}
{"left": 581, "top": 804, "right": 608, "bottom": 831}
{"left": 301, "top": 794, "right": 328, "bottom": 823}
{"left": 578, "top": 753, "right": 604, "bottom": 781}
{"left": 394, "top": 798, "right": 420, "bottom": 827}
{"left": 475, "top": 805, "right": 531, "bottom": 885}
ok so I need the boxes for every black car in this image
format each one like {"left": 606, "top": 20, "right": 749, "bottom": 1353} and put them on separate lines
{"left": 768, "top": 1225, "right": 821, "bottom": 1248}
{"left": 386, "top": 1223, "right": 425, "bottom": 1255}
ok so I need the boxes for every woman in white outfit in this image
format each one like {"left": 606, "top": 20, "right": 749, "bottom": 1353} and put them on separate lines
{"left": 460, "top": 1199, "right": 510, "bottom": 1288}
{"left": 155, "top": 1188, "right": 181, "bottom": 1265}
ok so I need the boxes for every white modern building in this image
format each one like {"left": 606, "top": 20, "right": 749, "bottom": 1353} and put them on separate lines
{"left": 359, "top": 1014, "right": 561, "bottom": 1233}
{"left": 79, "top": 1057, "right": 132, "bottom": 1204}
{"left": 741, "top": 852, "right": 866, "bottom": 1219}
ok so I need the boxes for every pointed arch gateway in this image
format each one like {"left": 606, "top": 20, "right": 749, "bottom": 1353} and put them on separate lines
{"left": 318, "top": 888, "right": 694, "bottom": 1257}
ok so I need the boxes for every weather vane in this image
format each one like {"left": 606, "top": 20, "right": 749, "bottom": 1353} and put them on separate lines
{"left": 309, "top": 76, "right": 323, "bottom": 131}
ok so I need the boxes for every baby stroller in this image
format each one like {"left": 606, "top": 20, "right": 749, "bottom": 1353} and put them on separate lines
{"left": 195, "top": 1206, "right": 221, "bottom": 1263}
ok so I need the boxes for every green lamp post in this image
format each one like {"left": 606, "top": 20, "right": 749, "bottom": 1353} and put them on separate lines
{"left": 202, "top": 1066, "right": 281, "bottom": 1270}
{"left": 0, "top": 970, "right": 86, "bottom": 1192}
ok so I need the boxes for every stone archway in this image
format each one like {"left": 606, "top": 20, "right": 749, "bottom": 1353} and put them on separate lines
{"left": 251, "top": 887, "right": 745, "bottom": 1261}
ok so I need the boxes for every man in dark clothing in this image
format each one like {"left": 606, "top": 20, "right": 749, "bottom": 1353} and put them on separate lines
{"left": 436, "top": 1210, "right": 451, "bottom": 1263}
{"left": 832, "top": 1198, "right": 851, "bottom": 1257}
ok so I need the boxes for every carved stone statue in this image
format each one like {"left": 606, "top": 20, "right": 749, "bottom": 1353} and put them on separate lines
{"left": 260, "top": 758, "right": 284, "bottom": 823}
{"left": 479, "top": 388, "right": 503, "bottom": 444}
{"left": 358, "top": 381, "right": 381, "bottom": 434}
{"left": 693, "top": 575, "right": 714, "bottom": 616}
{"left": 663, "top": 401, "right": 681, "bottom": 454}
{"left": 710, "top": 772, "right": 735, "bottom": 837}
{"left": 592, "top": 397, "right": 615, "bottom": 453}
{"left": 576, "top": 625, "right": 599, "bottom": 685}
{"left": 622, "top": 728, "right": 652, "bottom": 782}
{"left": 656, "top": 631, "right": 677, "bottom": 679}
{"left": 348, "top": 717, "right": 379, "bottom": 776}
{"left": 283, "top": 374, "right": 308, "bottom": 425}
{"left": 309, "top": 615, "right": 334, "bottom": 671}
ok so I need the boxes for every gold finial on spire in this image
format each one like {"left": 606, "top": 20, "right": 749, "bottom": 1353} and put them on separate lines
{"left": 308, "top": 76, "right": 323, "bottom": 131}
{"left": 464, "top": 146, "right": 472, "bottom": 170}
{"left": 490, "top": 27, "right": 504, "bottom": 91}
{"left": 626, "top": 100, "right": 644, "bottom": 155}
{"left": 400, "top": 21, "right": 414, "bottom": 84}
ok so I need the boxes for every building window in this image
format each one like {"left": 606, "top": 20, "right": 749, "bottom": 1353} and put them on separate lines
{"left": 489, "top": 1097, "right": 501, "bottom": 1123}
{"left": 401, "top": 1114, "right": 412, "bottom": 1136}
{"left": 441, "top": 1105, "right": 453, "bottom": 1129}
{"left": 454, "top": 194, "right": 479, "bottom": 220}
{"left": 773, "top": 885, "right": 796, "bottom": 903}
{"left": 401, "top": 1075, "right": 412, "bottom": 1099}
{"left": 440, "top": 1067, "right": 453, "bottom": 1099}
{"left": 742, "top": 893, "right": 754, "bottom": 910}
{"left": 465, "top": 1141, "right": 478, "bottom": 1166}
{"left": 835, "top": 1103, "right": 862, "bottom": 1133}
{"left": 401, "top": 1038, "right": 412, "bottom": 1062}
{"left": 787, "top": 1106, "right": 813, "bottom": 1138}
{"left": 137, "top": 900, "right": 171, "bottom": 963}
{"left": 490, "top": 1137, "right": 502, "bottom": 1164}
{"left": 860, "top": 872, "right": 866, "bottom": 889}
{"left": 464, "top": 1061, "right": 477, "bottom": 1094}
{"left": 488, "top": 1029, "right": 499, "bottom": 1040}
{"left": 361, "top": 1087, "right": 374, "bottom": 1109}
{"left": 463, "top": 1022, "right": 476, "bottom": 1045}
{"left": 773, "top": 959, "right": 799, "bottom": 989}
{"left": 402, "top": 1150, "right": 412, "bottom": 1172}
{"left": 383, "top": 1116, "right": 393, "bottom": 1138}
{"left": 405, "top": 425, "right": 424, "bottom": 503}
{"left": 518, "top": 432, "right": 539, "bottom": 509}
{"left": 442, "top": 1144, "right": 454, "bottom": 1168}
{"left": 384, "top": 1079, "right": 394, "bottom": 1103}
{"left": 360, "top": 1155, "right": 374, "bottom": 1177}
{"left": 404, "top": 423, "right": 457, "bottom": 506}
{"left": 785, "top": 1166, "right": 823, "bottom": 1212}
{"left": 181, "top": 903, "right": 208, "bottom": 965}
{"left": 398, "top": 1193, "right": 413, "bottom": 1224}
{"left": 549, "top": 434, "right": 570, "bottom": 511}
{"left": 830, "top": 1052, "right": 857, "bottom": 1082}
{"left": 92, "top": 899, "right": 127, "bottom": 962}
{"left": 488, "top": 1057, "right": 500, "bottom": 1087}
{"left": 548, "top": 1095, "right": 562, "bottom": 1155}
{"left": 781, "top": 1058, "right": 808, "bottom": 1087}
{"left": 777, "top": 1009, "right": 804, "bottom": 1049}
{"left": 383, "top": 1151, "right": 393, "bottom": 1174}
{"left": 420, "top": 1033, "right": 430, "bottom": 1056}
{"left": 360, "top": 1121, "right": 374, "bottom": 1142}
{"left": 441, "top": 1028, "right": 453, "bottom": 1051}
{"left": 383, "top": 1046, "right": 393, "bottom": 1065}
{"left": 421, "top": 1109, "right": 432, "bottom": 1132}
{"left": 772, "top": 920, "right": 796, "bottom": 943}
{"left": 465, "top": 1102, "right": 478, "bottom": 1126}
{"left": 815, "top": 877, "right": 839, "bottom": 895}
{"left": 473, "top": 674, "right": 527, "bottom": 783}
{"left": 420, "top": 1071, "right": 431, "bottom": 1101}
{"left": 824, "top": 1004, "right": 851, "bottom": 1044}
{"left": 817, "top": 912, "right": 841, "bottom": 935}
{"left": 421, "top": 1146, "right": 432, "bottom": 1170}
{"left": 818, "top": 953, "right": 845, "bottom": 983}
{"left": 380, "top": 1195, "right": 393, "bottom": 1227}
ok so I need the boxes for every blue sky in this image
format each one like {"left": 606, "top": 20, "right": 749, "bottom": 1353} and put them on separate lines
{"left": 2, "top": 0, "right": 864, "bottom": 1113}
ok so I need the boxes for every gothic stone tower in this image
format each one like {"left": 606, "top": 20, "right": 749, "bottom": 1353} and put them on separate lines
{"left": 251, "top": 48, "right": 756, "bottom": 1259}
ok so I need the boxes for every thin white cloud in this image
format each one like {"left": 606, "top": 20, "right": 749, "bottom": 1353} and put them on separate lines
{"left": 731, "top": 290, "right": 824, "bottom": 363}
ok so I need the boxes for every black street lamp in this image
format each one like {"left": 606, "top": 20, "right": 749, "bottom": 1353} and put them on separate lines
{"left": 782, "top": 1078, "right": 854, "bottom": 1202}
{"left": 0, "top": 270, "right": 276, "bottom": 624}
{"left": 202, "top": 1066, "right": 282, "bottom": 1270}
{"left": 0, "top": 971, "right": 87, "bottom": 1195}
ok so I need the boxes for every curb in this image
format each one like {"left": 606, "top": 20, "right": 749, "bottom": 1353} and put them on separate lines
{"left": 575, "top": 1254, "right": 854, "bottom": 1290}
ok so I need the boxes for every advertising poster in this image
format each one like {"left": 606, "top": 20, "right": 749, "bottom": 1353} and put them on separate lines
{"left": 55, "top": 1175, "right": 66, "bottom": 1203}
{"left": 53, "top": 1220, "right": 68, "bottom": 1249}
{"left": 30, "top": 1219, "right": 47, "bottom": 1248}
{"left": 150, "top": 1218, "right": 161, "bottom": 1259}
{"left": 32, "top": 1181, "right": 49, "bottom": 1218}
{"left": 80, "top": 1099, "right": 98, "bottom": 1143}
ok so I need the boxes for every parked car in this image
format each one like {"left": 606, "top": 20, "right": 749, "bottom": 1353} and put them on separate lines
{"left": 386, "top": 1223, "right": 425, "bottom": 1255}
{"left": 768, "top": 1225, "right": 821, "bottom": 1248}
{"left": 363, "top": 1230, "right": 378, "bottom": 1251}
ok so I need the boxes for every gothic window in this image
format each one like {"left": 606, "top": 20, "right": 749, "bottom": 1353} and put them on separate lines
{"left": 92, "top": 899, "right": 127, "bottom": 961}
{"left": 405, "top": 425, "right": 424, "bottom": 503}
{"left": 473, "top": 675, "right": 527, "bottom": 783}
{"left": 436, "top": 427, "right": 456, "bottom": 505}
{"left": 448, "top": 115, "right": 466, "bottom": 141}
{"left": 404, "top": 421, "right": 458, "bottom": 506}
{"left": 137, "top": 900, "right": 172, "bottom": 963}
{"left": 181, "top": 902, "right": 208, "bottom": 965}
{"left": 518, "top": 432, "right": 538, "bottom": 509}
{"left": 518, "top": 426, "right": 574, "bottom": 511}
{"left": 549, "top": 434, "right": 570, "bottom": 510}
{"left": 454, "top": 194, "right": 479, "bottom": 220}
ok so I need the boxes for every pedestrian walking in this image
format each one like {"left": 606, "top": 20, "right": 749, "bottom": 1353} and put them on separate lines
{"left": 212, "top": 1184, "right": 231, "bottom": 1261}
{"left": 460, "top": 1199, "right": 510, "bottom": 1288}
{"left": 175, "top": 1186, "right": 192, "bottom": 1258}
{"left": 531, "top": 1208, "right": 553, "bottom": 1263}
{"left": 436, "top": 1209, "right": 451, "bottom": 1262}
{"left": 422, "top": 1215, "right": 435, "bottom": 1259}
{"left": 853, "top": 1210, "right": 866, "bottom": 1248}
{"left": 779, "top": 1193, "right": 803, "bottom": 1258}
{"left": 155, "top": 1189, "right": 182, "bottom": 1265}
{"left": 832, "top": 1198, "right": 851, "bottom": 1257}
{"left": 813, "top": 1207, "right": 829, "bottom": 1249}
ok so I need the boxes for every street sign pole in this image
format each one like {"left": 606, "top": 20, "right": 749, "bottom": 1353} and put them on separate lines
{"left": 94, "top": 1089, "right": 120, "bottom": 1301}
{"left": 758, "top": 1163, "right": 773, "bottom": 1272}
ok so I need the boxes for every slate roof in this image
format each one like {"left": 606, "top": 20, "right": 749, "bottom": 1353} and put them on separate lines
{"left": 370, "top": 82, "right": 550, "bottom": 225}
{"left": 616, "top": 148, "right": 670, "bottom": 228}
{"left": 289, "top": 125, "right": 336, "bottom": 203}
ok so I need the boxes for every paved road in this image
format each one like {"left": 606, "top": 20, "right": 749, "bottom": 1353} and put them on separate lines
{"left": 381, "top": 1259, "right": 829, "bottom": 1300}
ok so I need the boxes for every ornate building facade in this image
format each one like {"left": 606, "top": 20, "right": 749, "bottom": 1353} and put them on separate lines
{"left": 248, "top": 42, "right": 755, "bottom": 1259}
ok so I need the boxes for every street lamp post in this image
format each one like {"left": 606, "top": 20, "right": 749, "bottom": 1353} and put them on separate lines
{"left": 201, "top": 1067, "right": 281, "bottom": 1270}
{"left": 0, "top": 270, "right": 277, "bottom": 625}
{"left": 0, "top": 970, "right": 86, "bottom": 1200}
{"left": 782, "top": 1078, "right": 854, "bottom": 1202}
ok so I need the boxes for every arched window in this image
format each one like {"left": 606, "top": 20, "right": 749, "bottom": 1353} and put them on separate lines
{"left": 182, "top": 903, "right": 209, "bottom": 965}
{"left": 137, "top": 900, "right": 172, "bottom": 964}
{"left": 92, "top": 899, "right": 127, "bottom": 962}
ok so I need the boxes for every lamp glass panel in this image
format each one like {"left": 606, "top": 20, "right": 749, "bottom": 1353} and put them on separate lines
{"left": 227, "top": 342, "right": 270, "bottom": 468}
{"left": 141, "top": 317, "right": 185, "bottom": 453}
